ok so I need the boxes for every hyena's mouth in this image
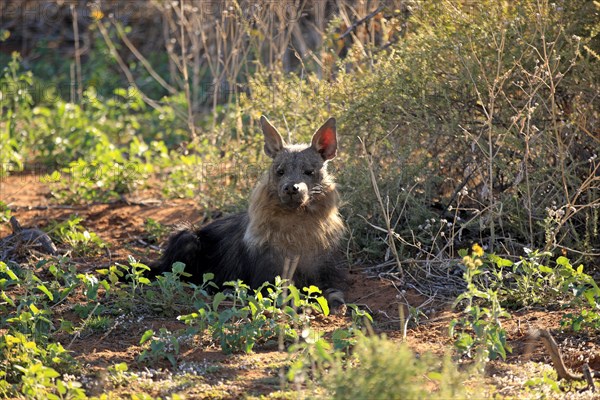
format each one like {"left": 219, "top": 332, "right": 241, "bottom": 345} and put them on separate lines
{"left": 279, "top": 192, "right": 310, "bottom": 209}
{"left": 279, "top": 184, "right": 328, "bottom": 209}
{"left": 278, "top": 182, "right": 311, "bottom": 209}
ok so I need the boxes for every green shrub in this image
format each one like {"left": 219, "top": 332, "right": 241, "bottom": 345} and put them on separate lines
{"left": 217, "top": 0, "right": 600, "bottom": 267}
{"left": 451, "top": 245, "right": 511, "bottom": 362}
{"left": 138, "top": 328, "right": 182, "bottom": 368}
{"left": 0, "top": 260, "right": 85, "bottom": 398}
{"left": 488, "top": 251, "right": 600, "bottom": 309}
{"left": 452, "top": 247, "right": 600, "bottom": 361}
{"left": 1, "top": 333, "right": 85, "bottom": 399}
{"left": 178, "top": 276, "right": 330, "bottom": 354}
{"left": 3, "top": 1, "right": 598, "bottom": 267}
{"left": 48, "top": 216, "right": 106, "bottom": 256}
{"left": 324, "top": 335, "right": 468, "bottom": 400}
{"left": 0, "top": 52, "right": 33, "bottom": 174}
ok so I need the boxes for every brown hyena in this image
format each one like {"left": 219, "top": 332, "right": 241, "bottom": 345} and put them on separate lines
{"left": 154, "top": 116, "right": 346, "bottom": 306}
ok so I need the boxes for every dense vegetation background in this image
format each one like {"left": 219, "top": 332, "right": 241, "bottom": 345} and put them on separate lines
{"left": 0, "top": 1, "right": 599, "bottom": 398}
{"left": 2, "top": 0, "right": 598, "bottom": 269}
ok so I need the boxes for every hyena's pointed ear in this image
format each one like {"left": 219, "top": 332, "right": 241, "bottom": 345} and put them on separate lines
{"left": 260, "top": 115, "right": 285, "bottom": 158}
{"left": 311, "top": 117, "right": 337, "bottom": 161}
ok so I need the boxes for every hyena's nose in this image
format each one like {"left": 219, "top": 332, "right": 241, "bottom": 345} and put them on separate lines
{"left": 283, "top": 183, "right": 300, "bottom": 195}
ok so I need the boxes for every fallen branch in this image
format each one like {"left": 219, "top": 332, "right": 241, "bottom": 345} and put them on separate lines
{"left": 528, "top": 329, "right": 597, "bottom": 392}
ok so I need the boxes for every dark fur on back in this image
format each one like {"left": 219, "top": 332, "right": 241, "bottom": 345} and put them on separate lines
{"left": 154, "top": 116, "right": 346, "bottom": 295}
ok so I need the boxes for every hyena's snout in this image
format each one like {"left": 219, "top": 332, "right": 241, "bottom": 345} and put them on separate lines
{"left": 280, "top": 181, "right": 309, "bottom": 205}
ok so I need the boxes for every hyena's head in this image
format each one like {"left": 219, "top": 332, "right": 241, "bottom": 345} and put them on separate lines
{"left": 260, "top": 116, "right": 337, "bottom": 209}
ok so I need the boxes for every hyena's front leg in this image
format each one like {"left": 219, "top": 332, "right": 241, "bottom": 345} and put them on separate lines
{"left": 324, "top": 288, "right": 347, "bottom": 315}
{"left": 283, "top": 256, "right": 347, "bottom": 314}
{"left": 318, "top": 262, "right": 348, "bottom": 315}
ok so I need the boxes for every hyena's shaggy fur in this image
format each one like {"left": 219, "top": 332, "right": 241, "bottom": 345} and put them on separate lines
{"left": 154, "top": 116, "right": 346, "bottom": 303}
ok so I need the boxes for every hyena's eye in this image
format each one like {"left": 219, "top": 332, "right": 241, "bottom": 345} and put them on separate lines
{"left": 304, "top": 170, "right": 315, "bottom": 176}
{"left": 276, "top": 168, "right": 285, "bottom": 176}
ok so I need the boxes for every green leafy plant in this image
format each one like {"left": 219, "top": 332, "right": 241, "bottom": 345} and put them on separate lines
{"left": 6, "top": 303, "right": 54, "bottom": 344}
{"left": 556, "top": 257, "right": 600, "bottom": 332}
{"left": 96, "top": 256, "right": 150, "bottom": 304}
{"left": 142, "top": 218, "right": 168, "bottom": 244}
{"left": 562, "top": 308, "right": 600, "bottom": 333}
{"left": 44, "top": 259, "right": 82, "bottom": 304}
{"left": 213, "top": 279, "right": 297, "bottom": 354}
{"left": 144, "top": 261, "right": 192, "bottom": 314}
{"left": 287, "top": 329, "right": 339, "bottom": 385}
{"left": 0, "top": 333, "right": 80, "bottom": 398}
{"left": 122, "top": 256, "right": 152, "bottom": 297}
{"left": 1, "top": 262, "right": 55, "bottom": 344}
{"left": 524, "top": 370, "right": 561, "bottom": 394}
{"left": 287, "top": 305, "right": 373, "bottom": 386}
{"left": 450, "top": 245, "right": 512, "bottom": 362}
{"left": 0, "top": 52, "right": 33, "bottom": 174}
{"left": 475, "top": 251, "right": 600, "bottom": 333}
{"left": 138, "top": 328, "right": 181, "bottom": 368}
{"left": 331, "top": 304, "right": 374, "bottom": 353}
{"left": 107, "top": 362, "right": 132, "bottom": 387}
{"left": 0, "top": 260, "right": 94, "bottom": 397}
{"left": 0, "top": 201, "right": 12, "bottom": 224}
{"left": 50, "top": 216, "right": 106, "bottom": 256}
{"left": 49, "top": 131, "right": 161, "bottom": 204}
{"left": 179, "top": 277, "right": 331, "bottom": 354}
{"left": 82, "top": 315, "right": 113, "bottom": 334}
{"left": 487, "top": 250, "right": 599, "bottom": 308}
{"left": 16, "top": 361, "right": 86, "bottom": 400}
{"left": 323, "top": 335, "right": 467, "bottom": 400}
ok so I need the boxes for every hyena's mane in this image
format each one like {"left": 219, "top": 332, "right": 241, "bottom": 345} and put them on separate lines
{"left": 154, "top": 116, "right": 346, "bottom": 301}
{"left": 243, "top": 158, "right": 344, "bottom": 259}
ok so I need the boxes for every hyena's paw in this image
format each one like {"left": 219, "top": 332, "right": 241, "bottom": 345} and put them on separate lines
{"left": 324, "top": 288, "right": 347, "bottom": 315}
